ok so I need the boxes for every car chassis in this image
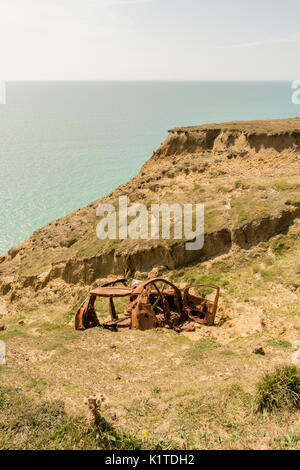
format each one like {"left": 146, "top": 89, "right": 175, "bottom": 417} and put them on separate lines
{"left": 75, "top": 278, "right": 220, "bottom": 332}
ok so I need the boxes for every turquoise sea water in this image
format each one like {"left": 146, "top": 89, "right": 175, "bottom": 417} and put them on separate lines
{"left": 0, "top": 81, "right": 298, "bottom": 254}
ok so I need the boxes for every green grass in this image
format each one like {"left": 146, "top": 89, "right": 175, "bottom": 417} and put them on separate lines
{"left": 0, "top": 329, "right": 27, "bottom": 341}
{"left": 217, "top": 184, "right": 232, "bottom": 193}
{"left": 0, "top": 386, "right": 167, "bottom": 450}
{"left": 267, "top": 339, "right": 292, "bottom": 349}
{"left": 255, "top": 366, "right": 300, "bottom": 413}
{"left": 234, "top": 179, "right": 250, "bottom": 190}
{"left": 270, "top": 236, "right": 290, "bottom": 257}
{"left": 285, "top": 195, "right": 300, "bottom": 206}
{"left": 272, "top": 179, "right": 300, "bottom": 191}
{"left": 276, "top": 431, "right": 300, "bottom": 449}
{"left": 186, "top": 338, "right": 221, "bottom": 362}
{"left": 125, "top": 398, "right": 156, "bottom": 419}
{"left": 193, "top": 184, "right": 205, "bottom": 192}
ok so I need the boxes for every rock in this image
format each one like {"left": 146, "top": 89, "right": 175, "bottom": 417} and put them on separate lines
{"left": 0, "top": 278, "right": 13, "bottom": 295}
{"left": 8, "top": 246, "right": 20, "bottom": 259}
{"left": 181, "top": 322, "right": 196, "bottom": 332}
{"left": 220, "top": 311, "right": 264, "bottom": 337}
{"left": 133, "top": 271, "right": 148, "bottom": 280}
{"left": 18, "top": 320, "right": 25, "bottom": 326}
{"left": 291, "top": 350, "right": 300, "bottom": 366}
{"left": 148, "top": 266, "right": 165, "bottom": 279}
{"left": 0, "top": 325, "right": 6, "bottom": 331}
{"left": 253, "top": 347, "right": 265, "bottom": 356}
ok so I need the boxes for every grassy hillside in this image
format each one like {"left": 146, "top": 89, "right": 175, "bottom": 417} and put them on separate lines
{"left": 0, "top": 118, "right": 300, "bottom": 449}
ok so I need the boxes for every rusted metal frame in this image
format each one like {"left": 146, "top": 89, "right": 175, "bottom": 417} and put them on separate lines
{"left": 75, "top": 278, "right": 220, "bottom": 332}
{"left": 101, "top": 279, "right": 128, "bottom": 288}
{"left": 152, "top": 281, "right": 172, "bottom": 323}
{"left": 133, "top": 277, "right": 183, "bottom": 319}
{"left": 109, "top": 296, "right": 118, "bottom": 320}
{"left": 101, "top": 317, "right": 131, "bottom": 328}
{"left": 183, "top": 284, "right": 220, "bottom": 325}
{"left": 75, "top": 294, "right": 100, "bottom": 331}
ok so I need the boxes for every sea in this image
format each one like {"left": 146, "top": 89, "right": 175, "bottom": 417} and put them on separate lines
{"left": 0, "top": 81, "right": 298, "bottom": 254}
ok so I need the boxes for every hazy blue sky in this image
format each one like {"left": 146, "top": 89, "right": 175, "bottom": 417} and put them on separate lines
{"left": 1, "top": 0, "right": 300, "bottom": 80}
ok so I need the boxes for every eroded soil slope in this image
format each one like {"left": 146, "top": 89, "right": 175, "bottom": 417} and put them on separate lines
{"left": 1, "top": 118, "right": 300, "bottom": 298}
{"left": 0, "top": 119, "right": 300, "bottom": 449}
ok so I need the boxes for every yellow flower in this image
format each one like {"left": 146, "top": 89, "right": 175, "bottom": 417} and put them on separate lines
{"left": 141, "top": 429, "right": 148, "bottom": 438}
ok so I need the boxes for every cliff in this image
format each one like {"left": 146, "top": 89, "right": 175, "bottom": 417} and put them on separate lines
{"left": 0, "top": 118, "right": 300, "bottom": 313}
{"left": 1, "top": 118, "right": 300, "bottom": 449}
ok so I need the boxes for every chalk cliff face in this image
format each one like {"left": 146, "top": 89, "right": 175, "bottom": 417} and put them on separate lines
{"left": 1, "top": 118, "right": 300, "bottom": 311}
{"left": 143, "top": 119, "right": 300, "bottom": 165}
{"left": 150, "top": 127, "right": 300, "bottom": 159}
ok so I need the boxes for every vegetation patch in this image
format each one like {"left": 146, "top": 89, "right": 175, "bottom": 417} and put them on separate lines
{"left": 276, "top": 431, "right": 300, "bottom": 450}
{"left": 234, "top": 179, "right": 250, "bottom": 190}
{"left": 186, "top": 338, "right": 221, "bottom": 362}
{"left": 267, "top": 339, "right": 292, "bottom": 349}
{"left": 193, "top": 184, "right": 205, "bottom": 192}
{"left": 255, "top": 366, "right": 300, "bottom": 413}
{"left": 0, "top": 386, "right": 165, "bottom": 450}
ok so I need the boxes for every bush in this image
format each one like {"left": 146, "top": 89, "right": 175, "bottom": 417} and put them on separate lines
{"left": 255, "top": 366, "right": 300, "bottom": 413}
{"left": 234, "top": 180, "right": 250, "bottom": 190}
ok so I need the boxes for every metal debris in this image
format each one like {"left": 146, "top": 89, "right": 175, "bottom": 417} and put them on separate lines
{"left": 75, "top": 278, "right": 220, "bottom": 332}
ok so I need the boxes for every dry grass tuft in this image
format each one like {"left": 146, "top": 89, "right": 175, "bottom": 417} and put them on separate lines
{"left": 255, "top": 366, "right": 300, "bottom": 413}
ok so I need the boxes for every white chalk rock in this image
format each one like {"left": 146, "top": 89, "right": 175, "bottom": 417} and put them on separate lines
{"left": 291, "top": 350, "right": 300, "bottom": 366}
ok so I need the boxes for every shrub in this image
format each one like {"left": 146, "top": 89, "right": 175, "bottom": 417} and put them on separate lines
{"left": 193, "top": 184, "right": 205, "bottom": 192}
{"left": 255, "top": 366, "right": 300, "bottom": 413}
{"left": 217, "top": 184, "right": 232, "bottom": 193}
{"left": 234, "top": 179, "right": 250, "bottom": 190}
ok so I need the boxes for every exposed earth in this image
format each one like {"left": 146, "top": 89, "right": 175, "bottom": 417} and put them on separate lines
{"left": 0, "top": 118, "right": 300, "bottom": 449}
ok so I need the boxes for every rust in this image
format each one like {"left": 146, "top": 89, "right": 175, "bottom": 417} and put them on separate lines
{"left": 75, "top": 277, "right": 220, "bottom": 332}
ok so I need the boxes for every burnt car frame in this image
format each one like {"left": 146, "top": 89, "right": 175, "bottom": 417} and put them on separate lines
{"left": 75, "top": 278, "right": 220, "bottom": 332}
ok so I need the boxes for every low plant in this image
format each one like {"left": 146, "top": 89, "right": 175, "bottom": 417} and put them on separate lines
{"left": 0, "top": 386, "right": 167, "bottom": 450}
{"left": 255, "top": 365, "right": 300, "bottom": 413}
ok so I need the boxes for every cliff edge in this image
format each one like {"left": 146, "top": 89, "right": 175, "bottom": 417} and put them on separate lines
{"left": 0, "top": 118, "right": 300, "bottom": 316}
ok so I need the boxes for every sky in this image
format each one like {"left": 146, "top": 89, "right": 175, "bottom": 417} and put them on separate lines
{"left": 0, "top": 0, "right": 300, "bottom": 80}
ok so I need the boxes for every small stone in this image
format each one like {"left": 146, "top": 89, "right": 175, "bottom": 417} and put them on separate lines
{"left": 116, "top": 376, "right": 121, "bottom": 380}
{"left": 0, "top": 325, "right": 6, "bottom": 331}
{"left": 253, "top": 347, "right": 265, "bottom": 356}
{"left": 111, "top": 413, "right": 117, "bottom": 421}
{"left": 18, "top": 320, "right": 25, "bottom": 326}
{"left": 181, "top": 323, "right": 196, "bottom": 332}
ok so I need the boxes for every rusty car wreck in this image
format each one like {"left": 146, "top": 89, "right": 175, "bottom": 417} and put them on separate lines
{"left": 75, "top": 278, "right": 220, "bottom": 332}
